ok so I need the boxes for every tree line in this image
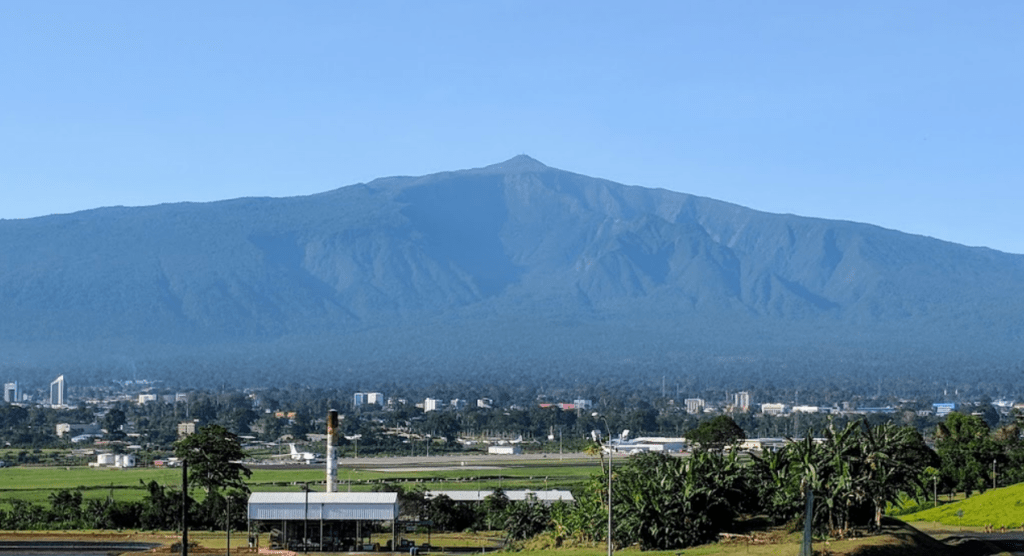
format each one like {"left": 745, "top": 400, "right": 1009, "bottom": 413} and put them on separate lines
{"left": 3, "top": 412, "right": 1023, "bottom": 551}
{"left": 413, "top": 412, "right": 1024, "bottom": 550}
{"left": 483, "top": 419, "right": 935, "bottom": 549}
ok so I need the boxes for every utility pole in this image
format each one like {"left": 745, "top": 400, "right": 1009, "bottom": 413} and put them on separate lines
{"left": 182, "top": 461, "right": 189, "bottom": 556}
{"left": 302, "top": 483, "right": 310, "bottom": 553}
{"left": 799, "top": 489, "right": 814, "bottom": 556}
{"left": 226, "top": 495, "right": 231, "bottom": 556}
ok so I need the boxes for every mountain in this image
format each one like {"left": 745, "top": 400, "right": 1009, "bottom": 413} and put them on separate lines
{"left": 2, "top": 155, "right": 1022, "bottom": 390}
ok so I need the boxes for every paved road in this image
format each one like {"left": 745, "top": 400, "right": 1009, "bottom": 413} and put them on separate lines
{"left": 939, "top": 532, "right": 1024, "bottom": 555}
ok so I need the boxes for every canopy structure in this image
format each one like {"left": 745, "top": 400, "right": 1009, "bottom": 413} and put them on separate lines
{"left": 247, "top": 492, "right": 399, "bottom": 552}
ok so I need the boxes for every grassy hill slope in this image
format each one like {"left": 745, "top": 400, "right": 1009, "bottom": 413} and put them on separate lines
{"left": 903, "top": 482, "right": 1024, "bottom": 527}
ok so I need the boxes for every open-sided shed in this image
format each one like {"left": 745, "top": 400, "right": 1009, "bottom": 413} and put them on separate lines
{"left": 247, "top": 492, "right": 399, "bottom": 552}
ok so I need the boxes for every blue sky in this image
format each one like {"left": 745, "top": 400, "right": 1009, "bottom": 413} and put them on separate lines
{"left": 2, "top": 2, "right": 1022, "bottom": 253}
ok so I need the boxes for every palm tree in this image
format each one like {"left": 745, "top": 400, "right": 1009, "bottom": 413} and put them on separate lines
{"left": 584, "top": 441, "right": 606, "bottom": 475}
{"left": 857, "top": 422, "right": 924, "bottom": 529}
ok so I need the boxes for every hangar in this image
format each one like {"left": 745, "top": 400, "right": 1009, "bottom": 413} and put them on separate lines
{"left": 247, "top": 491, "right": 399, "bottom": 552}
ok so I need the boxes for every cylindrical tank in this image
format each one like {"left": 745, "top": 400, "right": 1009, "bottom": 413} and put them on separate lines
{"left": 97, "top": 453, "right": 115, "bottom": 466}
{"left": 326, "top": 409, "right": 338, "bottom": 492}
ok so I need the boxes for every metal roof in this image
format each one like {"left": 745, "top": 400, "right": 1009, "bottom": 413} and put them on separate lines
{"left": 425, "top": 490, "right": 574, "bottom": 504}
{"left": 248, "top": 492, "right": 398, "bottom": 521}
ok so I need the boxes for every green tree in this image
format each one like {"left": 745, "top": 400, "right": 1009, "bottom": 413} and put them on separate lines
{"left": 753, "top": 419, "right": 936, "bottom": 537}
{"left": 103, "top": 408, "right": 127, "bottom": 435}
{"left": 936, "top": 412, "right": 998, "bottom": 497}
{"left": 688, "top": 415, "right": 745, "bottom": 451}
{"left": 858, "top": 422, "right": 927, "bottom": 528}
{"left": 481, "top": 489, "right": 509, "bottom": 531}
{"left": 174, "top": 424, "right": 251, "bottom": 496}
{"left": 556, "top": 450, "right": 751, "bottom": 550}
{"left": 503, "top": 496, "right": 550, "bottom": 542}
{"left": 48, "top": 489, "right": 83, "bottom": 526}
{"left": 140, "top": 479, "right": 185, "bottom": 530}
{"left": 584, "top": 441, "right": 606, "bottom": 475}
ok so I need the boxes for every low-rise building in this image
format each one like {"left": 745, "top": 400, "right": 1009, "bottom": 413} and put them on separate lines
{"left": 684, "top": 398, "right": 705, "bottom": 414}
{"left": 177, "top": 421, "right": 197, "bottom": 437}
{"left": 425, "top": 490, "right": 574, "bottom": 505}
{"left": 57, "top": 422, "right": 101, "bottom": 438}
{"left": 761, "top": 403, "right": 787, "bottom": 415}
{"left": 612, "top": 437, "right": 686, "bottom": 454}
{"left": 487, "top": 445, "right": 522, "bottom": 455}
{"left": 90, "top": 453, "right": 136, "bottom": 468}
{"left": 573, "top": 399, "right": 593, "bottom": 410}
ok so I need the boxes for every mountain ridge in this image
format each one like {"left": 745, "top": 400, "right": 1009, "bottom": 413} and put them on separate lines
{"left": 1, "top": 156, "right": 1021, "bottom": 389}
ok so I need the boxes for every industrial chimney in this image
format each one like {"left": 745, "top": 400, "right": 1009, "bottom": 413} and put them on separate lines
{"left": 326, "top": 409, "right": 338, "bottom": 492}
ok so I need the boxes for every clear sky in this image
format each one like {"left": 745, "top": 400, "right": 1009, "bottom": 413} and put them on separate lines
{"left": 2, "top": 2, "right": 1022, "bottom": 253}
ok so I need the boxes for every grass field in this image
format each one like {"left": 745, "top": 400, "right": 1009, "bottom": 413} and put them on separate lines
{"left": 902, "top": 481, "right": 1024, "bottom": 528}
{"left": 0, "top": 457, "right": 603, "bottom": 505}
{"left": 0, "top": 466, "right": 182, "bottom": 504}
{"left": 1, "top": 458, "right": 973, "bottom": 556}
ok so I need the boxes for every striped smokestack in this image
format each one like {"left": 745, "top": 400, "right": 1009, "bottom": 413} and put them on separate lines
{"left": 326, "top": 409, "right": 338, "bottom": 492}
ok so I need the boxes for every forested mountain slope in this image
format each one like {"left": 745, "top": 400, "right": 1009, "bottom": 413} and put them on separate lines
{"left": 2, "top": 156, "right": 1022, "bottom": 389}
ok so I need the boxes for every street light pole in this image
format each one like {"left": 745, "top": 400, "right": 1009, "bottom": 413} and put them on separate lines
{"left": 607, "top": 439, "right": 612, "bottom": 556}
{"left": 558, "top": 426, "right": 563, "bottom": 461}
{"left": 593, "top": 412, "right": 613, "bottom": 556}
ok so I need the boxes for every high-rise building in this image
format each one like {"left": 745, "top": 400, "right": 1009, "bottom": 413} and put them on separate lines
{"left": 354, "top": 392, "right": 384, "bottom": 407}
{"left": 423, "top": 398, "right": 442, "bottom": 412}
{"left": 733, "top": 391, "right": 751, "bottom": 412}
{"left": 3, "top": 382, "right": 18, "bottom": 403}
{"left": 50, "top": 375, "right": 66, "bottom": 407}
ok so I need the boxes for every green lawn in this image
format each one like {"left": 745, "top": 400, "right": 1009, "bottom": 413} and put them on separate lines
{"left": 0, "top": 459, "right": 602, "bottom": 506}
{"left": 0, "top": 466, "right": 182, "bottom": 504}
{"left": 902, "top": 481, "right": 1024, "bottom": 528}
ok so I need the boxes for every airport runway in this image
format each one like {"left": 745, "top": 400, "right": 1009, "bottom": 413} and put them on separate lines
{"left": 251, "top": 452, "right": 595, "bottom": 470}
